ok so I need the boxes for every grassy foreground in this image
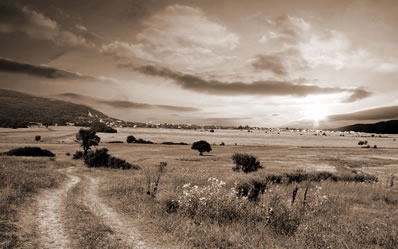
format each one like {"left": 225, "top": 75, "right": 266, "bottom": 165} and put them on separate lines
{"left": 0, "top": 156, "right": 65, "bottom": 248}
{"left": 97, "top": 158, "right": 398, "bottom": 249}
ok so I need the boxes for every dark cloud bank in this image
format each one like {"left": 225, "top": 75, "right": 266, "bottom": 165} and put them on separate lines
{"left": 328, "top": 105, "right": 398, "bottom": 121}
{"left": 0, "top": 58, "right": 115, "bottom": 83}
{"left": 128, "top": 64, "right": 371, "bottom": 102}
{"left": 58, "top": 93, "right": 199, "bottom": 112}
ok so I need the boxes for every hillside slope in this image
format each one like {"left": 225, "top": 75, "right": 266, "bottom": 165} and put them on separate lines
{"left": 0, "top": 89, "right": 111, "bottom": 128}
{"left": 335, "top": 120, "right": 398, "bottom": 134}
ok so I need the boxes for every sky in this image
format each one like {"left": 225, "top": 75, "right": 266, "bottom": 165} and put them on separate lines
{"left": 1, "top": 0, "right": 398, "bottom": 128}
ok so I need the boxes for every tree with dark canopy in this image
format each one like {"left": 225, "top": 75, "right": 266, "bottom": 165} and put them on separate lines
{"left": 191, "top": 140, "right": 212, "bottom": 156}
{"left": 76, "top": 129, "right": 100, "bottom": 155}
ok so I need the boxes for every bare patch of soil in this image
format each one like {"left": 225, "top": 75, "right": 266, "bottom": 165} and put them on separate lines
{"left": 36, "top": 167, "right": 80, "bottom": 248}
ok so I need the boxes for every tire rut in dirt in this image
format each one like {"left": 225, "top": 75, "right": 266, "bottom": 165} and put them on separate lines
{"left": 84, "top": 177, "right": 163, "bottom": 249}
{"left": 37, "top": 168, "right": 80, "bottom": 249}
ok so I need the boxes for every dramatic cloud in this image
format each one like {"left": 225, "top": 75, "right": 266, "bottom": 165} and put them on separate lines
{"left": 0, "top": 57, "right": 117, "bottom": 83}
{"left": 132, "top": 64, "right": 370, "bottom": 102}
{"left": 0, "top": 3, "right": 89, "bottom": 47}
{"left": 57, "top": 93, "right": 200, "bottom": 112}
{"left": 102, "top": 4, "right": 239, "bottom": 70}
{"left": 251, "top": 47, "right": 309, "bottom": 76}
{"left": 256, "top": 15, "right": 398, "bottom": 74}
{"left": 341, "top": 88, "right": 372, "bottom": 103}
{"left": 328, "top": 106, "right": 398, "bottom": 121}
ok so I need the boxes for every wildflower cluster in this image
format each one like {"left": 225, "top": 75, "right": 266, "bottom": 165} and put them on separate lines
{"left": 177, "top": 177, "right": 247, "bottom": 224}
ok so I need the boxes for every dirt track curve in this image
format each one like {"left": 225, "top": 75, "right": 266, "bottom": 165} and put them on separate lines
{"left": 16, "top": 166, "right": 179, "bottom": 249}
{"left": 37, "top": 168, "right": 80, "bottom": 248}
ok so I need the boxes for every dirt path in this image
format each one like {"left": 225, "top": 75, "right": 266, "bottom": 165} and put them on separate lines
{"left": 83, "top": 176, "right": 163, "bottom": 249}
{"left": 37, "top": 167, "right": 80, "bottom": 249}
{"left": 16, "top": 166, "right": 179, "bottom": 249}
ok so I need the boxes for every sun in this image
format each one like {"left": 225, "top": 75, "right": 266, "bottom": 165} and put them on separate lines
{"left": 301, "top": 102, "right": 329, "bottom": 127}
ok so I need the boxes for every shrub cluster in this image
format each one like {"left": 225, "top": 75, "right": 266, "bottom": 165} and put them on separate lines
{"left": 126, "top": 135, "right": 136, "bottom": 143}
{"left": 167, "top": 177, "right": 334, "bottom": 237}
{"left": 175, "top": 178, "right": 249, "bottom": 224}
{"left": 135, "top": 138, "right": 154, "bottom": 144}
{"left": 83, "top": 148, "right": 139, "bottom": 170}
{"left": 161, "top": 142, "right": 188, "bottom": 145}
{"left": 235, "top": 171, "right": 378, "bottom": 201}
{"left": 90, "top": 121, "right": 117, "bottom": 133}
{"left": 73, "top": 151, "right": 84, "bottom": 160}
{"left": 3, "top": 147, "right": 55, "bottom": 157}
{"left": 232, "top": 153, "right": 263, "bottom": 173}
{"left": 107, "top": 141, "right": 124, "bottom": 144}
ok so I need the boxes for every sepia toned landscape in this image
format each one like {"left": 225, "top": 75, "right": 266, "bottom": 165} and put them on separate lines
{"left": 1, "top": 126, "right": 398, "bottom": 248}
{"left": 1, "top": 0, "right": 398, "bottom": 248}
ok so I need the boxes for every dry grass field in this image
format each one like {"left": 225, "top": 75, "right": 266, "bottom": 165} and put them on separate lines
{"left": 1, "top": 126, "right": 398, "bottom": 248}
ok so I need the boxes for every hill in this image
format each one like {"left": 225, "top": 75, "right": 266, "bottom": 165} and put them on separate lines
{"left": 334, "top": 120, "right": 398, "bottom": 134}
{"left": 0, "top": 89, "right": 113, "bottom": 128}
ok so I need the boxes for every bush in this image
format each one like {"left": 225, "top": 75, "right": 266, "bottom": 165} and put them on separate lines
{"left": 3, "top": 147, "right": 55, "bottom": 157}
{"left": 35, "top": 135, "right": 41, "bottom": 142}
{"left": 107, "top": 141, "right": 124, "bottom": 143}
{"left": 191, "top": 140, "right": 212, "bottom": 156}
{"left": 135, "top": 138, "right": 154, "bottom": 144}
{"left": 73, "top": 151, "right": 84, "bottom": 160}
{"left": 161, "top": 142, "right": 188, "bottom": 145}
{"left": 126, "top": 135, "right": 136, "bottom": 143}
{"left": 90, "top": 121, "right": 117, "bottom": 133}
{"left": 108, "top": 156, "right": 140, "bottom": 170}
{"left": 232, "top": 153, "right": 263, "bottom": 173}
{"left": 83, "top": 148, "right": 139, "bottom": 170}
{"left": 235, "top": 179, "right": 267, "bottom": 201}
{"left": 220, "top": 142, "right": 225, "bottom": 146}
{"left": 65, "top": 152, "right": 70, "bottom": 156}
{"left": 84, "top": 148, "right": 110, "bottom": 167}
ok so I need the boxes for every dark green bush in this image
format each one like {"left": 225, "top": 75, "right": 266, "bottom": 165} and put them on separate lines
{"left": 236, "top": 179, "right": 267, "bottom": 201}
{"left": 90, "top": 121, "right": 117, "bottom": 133}
{"left": 35, "top": 135, "right": 41, "bottom": 141}
{"left": 108, "top": 156, "right": 140, "bottom": 170}
{"left": 126, "top": 135, "right": 136, "bottom": 143}
{"left": 73, "top": 151, "right": 84, "bottom": 160}
{"left": 232, "top": 153, "right": 263, "bottom": 173}
{"left": 135, "top": 138, "right": 154, "bottom": 144}
{"left": 161, "top": 141, "right": 188, "bottom": 145}
{"left": 84, "top": 148, "right": 110, "bottom": 167}
{"left": 83, "top": 148, "right": 139, "bottom": 170}
{"left": 4, "top": 147, "right": 54, "bottom": 157}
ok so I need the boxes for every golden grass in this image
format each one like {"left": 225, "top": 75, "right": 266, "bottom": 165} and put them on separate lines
{"left": 0, "top": 156, "right": 65, "bottom": 248}
{"left": 94, "top": 147, "right": 398, "bottom": 248}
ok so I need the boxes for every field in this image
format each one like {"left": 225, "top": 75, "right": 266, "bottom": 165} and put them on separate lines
{"left": 1, "top": 126, "right": 398, "bottom": 248}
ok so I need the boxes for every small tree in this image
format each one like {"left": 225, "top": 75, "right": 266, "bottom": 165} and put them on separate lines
{"left": 232, "top": 153, "right": 263, "bottom": 173}
{"left": 35, "top": 135, "right": 41, "bottom": 142}
{"left": 126, "top": 135, "right": 136, "bottom": 144}
{"left": 76, "top": 129, "right": 100, "bottom": 155}
{"left": 191, "top": 140, "right": 212, "bottom": 156}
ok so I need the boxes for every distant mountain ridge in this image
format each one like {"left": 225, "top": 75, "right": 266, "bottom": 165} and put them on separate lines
{"left": 334, "top": 120, "right": 398, "bottom": 134}
{"left": 0, "top": 89, "right": 113, "bottom": 128}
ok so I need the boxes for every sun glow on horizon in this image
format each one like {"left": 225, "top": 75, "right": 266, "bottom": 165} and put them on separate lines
{"left": 300, "top": 97, "right": 330, "bottom": 127}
